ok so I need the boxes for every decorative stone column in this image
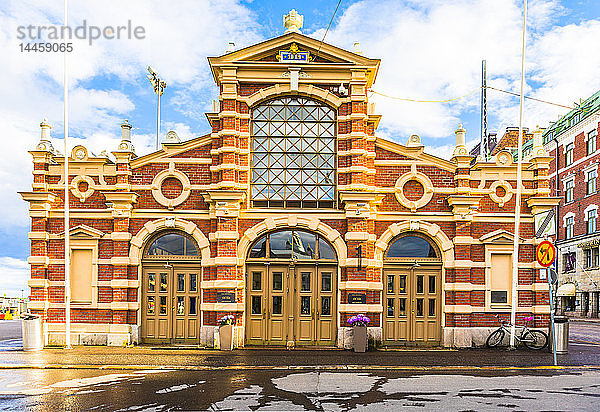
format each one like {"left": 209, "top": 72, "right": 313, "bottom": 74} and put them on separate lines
{"left": 107, "top": 120, "right": 138, "bottom": 345}
{"left": 202, "top": 190, "right": 246, "bottom": 336}
{"left": 448, "top": 125, "right": 479, "bottom": 345}
{"left": 210, "top": 67, "right": 248, "bottom": 191}
{"left": 19, "top": 120, "right": 58, "bottom": 325}
{"left": 339, "top": 191, "right": 385, "bottom": 343}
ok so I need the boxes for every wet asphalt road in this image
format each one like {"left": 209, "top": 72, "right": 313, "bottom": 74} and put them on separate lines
{"left": 0, "top": 320, "right": 22, "bottom": 340}
{"left": 0, "top": 320, "right": 598, "bottom": 410}
{"left": 1, "top": 367, "right": 600, "bottom": 411}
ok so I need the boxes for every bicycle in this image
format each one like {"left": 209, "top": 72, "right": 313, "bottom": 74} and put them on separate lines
{"left": 486, "top": 314, "right": 548, "bottom": 350}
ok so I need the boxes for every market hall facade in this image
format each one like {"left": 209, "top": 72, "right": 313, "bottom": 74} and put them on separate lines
{"left": 20, "top": 14, "right": 558, "bottom": 348}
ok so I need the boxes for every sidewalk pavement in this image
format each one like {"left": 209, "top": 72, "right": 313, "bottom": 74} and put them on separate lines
{"left": 0, "top": 343, "right": 597, "bottom": 371}
{"left": 569, "top": 317, "right": 600, "bottom": 323}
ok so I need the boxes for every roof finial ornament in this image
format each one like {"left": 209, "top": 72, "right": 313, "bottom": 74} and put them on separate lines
{"left": 452, "top": 124, "right": 468, "bottom": 157}
{"left": 36, "top": 118, "right": 55, "bottom": 153}
{"left": 117, "top": 119, "right": 135, "bottom": 153}
{"left": 284, "top": 9, "right": 303, "bottom": 34}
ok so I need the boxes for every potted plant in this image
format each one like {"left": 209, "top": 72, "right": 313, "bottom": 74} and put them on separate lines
{"left": 218, "top": 315, "right": 235, "bottom": 350}
{"left": 348, "top": 314, "right": 370, "bottom": 352}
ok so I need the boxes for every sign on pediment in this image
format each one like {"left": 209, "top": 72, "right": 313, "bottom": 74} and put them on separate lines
{"left": 277, "top": 43, "right": 312, "bottom": 63}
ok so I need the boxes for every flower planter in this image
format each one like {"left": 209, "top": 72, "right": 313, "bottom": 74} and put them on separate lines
{"left": 353, "top": 325, "right": 368, "bottom": 352}
{"left": 219, "top": 324, "right": 234, "bottom": 350}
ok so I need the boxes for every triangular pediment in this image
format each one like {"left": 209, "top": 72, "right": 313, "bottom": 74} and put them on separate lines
{"left": 59, "top": 225, "right": 105, "bottom": 239}
{"left": 130, "top": 134, "right": 211, "bottom": 169}
{"left": 210, "top": 32, "right": 379, "bottom": 66}
{"left": 479, "top": 229, "right": 521, "bottom": 244}
{"left": 208, "top": 32, "right": 380, "bottom": 86}
{"left": 375, "top": 137, "right": 456, "bottom": 173}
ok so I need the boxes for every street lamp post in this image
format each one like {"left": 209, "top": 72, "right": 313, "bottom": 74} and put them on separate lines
{"left": 147, "top": 66, "right": 167, "bottom": 150}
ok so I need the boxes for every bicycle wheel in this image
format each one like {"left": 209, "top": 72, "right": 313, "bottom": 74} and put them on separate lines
{"left": 486, "top": 329, "right": 505, "bottom": 347}
{"left": 523, "top": 330, "right": 548, "bottom": 350}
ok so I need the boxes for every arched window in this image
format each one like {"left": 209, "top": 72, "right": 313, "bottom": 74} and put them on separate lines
{"left": 251, "top": 96, "right": 336, "bottom": 209}
{"left": 248, "top": 230, "right": 337, "bottom": 261}
{"left": 386, "top": 235, "right": 438, "bottom": 258}
{"left": 145, "top": 232, "right": 198, "bottom": 257}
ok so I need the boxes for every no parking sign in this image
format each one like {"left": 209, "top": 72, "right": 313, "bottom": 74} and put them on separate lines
{"left": 536, "top": 240, "right": 556, "bottom": 268}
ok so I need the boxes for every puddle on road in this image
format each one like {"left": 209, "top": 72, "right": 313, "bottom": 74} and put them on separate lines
{"left": 2, "top": 369, "right": 600, "bottom": 410}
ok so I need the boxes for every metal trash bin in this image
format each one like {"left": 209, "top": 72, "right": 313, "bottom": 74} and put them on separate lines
{"left": 21, "top": 313, "right": 43, "bottom": 351}
{"left": 554, "top": 316, "right": 569, "bottom": 354}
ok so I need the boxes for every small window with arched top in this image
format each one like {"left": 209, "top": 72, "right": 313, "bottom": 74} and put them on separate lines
{"left": 145, "top": 232, "right": 198, "bottom": 257}
{"left": 386, "top": 236, "right": 438, "bottom": 259}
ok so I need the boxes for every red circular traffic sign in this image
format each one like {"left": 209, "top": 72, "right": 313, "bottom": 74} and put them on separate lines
{"left": 536, "top": 240, "right": 556, "bottom": 268}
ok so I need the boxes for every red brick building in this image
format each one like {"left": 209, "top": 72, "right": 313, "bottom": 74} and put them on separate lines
{"left": 540, "top": 90, "right": 600, "bottom": 317}
{"left": 20, "top": 13, "right": 555, "bottom": 348}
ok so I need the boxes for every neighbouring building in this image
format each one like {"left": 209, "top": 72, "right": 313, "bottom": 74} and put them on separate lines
{"left": 539, "top": 90, "right": 600, "bottom": 318}
{"left": 20, "top": 11, "right": 556, "bottom": 348}
{"left": 0, "top": 296, "right": 27, "bottom": 317}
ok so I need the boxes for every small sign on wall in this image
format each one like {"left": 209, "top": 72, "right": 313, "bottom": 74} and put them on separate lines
{"left": 347, "top": 293, "right": 366, "bottom": 304}
{"left": 217, "top": 292, "right": 236, "bottom": 303}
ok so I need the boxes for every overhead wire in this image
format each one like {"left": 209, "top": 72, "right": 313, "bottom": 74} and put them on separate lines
{"left": 315, "top": 0, "right": 343, "bottom": 59}
{"left": 368, "top": 88, "right": 480, "bottom": 103}
{"left": 368, "top": 85, "right": 579, "bottom": 111}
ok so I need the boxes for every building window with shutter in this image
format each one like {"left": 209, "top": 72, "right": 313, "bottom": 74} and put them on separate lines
{"left": 587, "top": 170, "right": 597, "bottom": 195}
{"left": 587, "top": 129, "right": 597, "bottom": 155}
{"left": 587, "top": 209, "right": 597, "bottom": 234}
{"left": 565, "top": 179, "right": 574, "bottom": 203}
{"left": 584, "top": 247, "right": 599, "bottom": 268}
{"left": 566, "top": 216, "right": 574, "bottom": 239}
{"left": 565, "top": 143, "right": 574, "bottom": 166}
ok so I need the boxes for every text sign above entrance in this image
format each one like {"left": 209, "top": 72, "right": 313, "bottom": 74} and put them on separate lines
{"left": 217, "top": 292, "right": 236, "bottom": 303}
{"left": 536, "top": 240, "right": 556, "bottom": 268}
{"left": 347, "top": 293, "right": 366, "bottom": 304}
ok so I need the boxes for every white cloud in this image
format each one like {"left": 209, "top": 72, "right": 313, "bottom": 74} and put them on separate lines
{"left": 308, "top": 0, "right": 528, "bottom": 140}
{"left": 0, "top": 0, "right": 262, "bottom": 230}
{"left": 309, "top": 0, "right": 598, "bottom": 146}
{"left": 0, "top": 257, "right": 28, "bottom": 297}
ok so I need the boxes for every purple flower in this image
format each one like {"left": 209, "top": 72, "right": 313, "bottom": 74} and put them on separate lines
{"left": 347, "top": 314, "right": 370, "bottom": 326}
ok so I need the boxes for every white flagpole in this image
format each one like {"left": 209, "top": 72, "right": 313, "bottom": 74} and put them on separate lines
{"left": 510, "top": 0, "right": 528, "bottom": 348}
{"left": 63, "top": 0, "right": 72, "bottom": 349}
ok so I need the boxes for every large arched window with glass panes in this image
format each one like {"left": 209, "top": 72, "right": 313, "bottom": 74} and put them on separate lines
{"left": 251, "top": 96, "right": 336, "bottom": 208}
{"left": 143, "top": 231, "right": 200, "bottom": 260}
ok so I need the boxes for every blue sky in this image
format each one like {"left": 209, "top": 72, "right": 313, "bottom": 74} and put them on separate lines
{"left": 1, "top": 0, "right": 600, "bottom": 296}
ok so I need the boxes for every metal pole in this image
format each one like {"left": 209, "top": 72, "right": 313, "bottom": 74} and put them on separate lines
{"left": 547, "top": 265, "right": 558, "bottom": 365}
{"left": 156, "top": 91, "right": 160, "bottom": 150}
{"left": 510, "top": 0, "right": 527, "bottom": 349}
{"left": 480, "top": 60, "right": 487, "bottom": 159}
{"left": 63, "top": 0, "right": 72, "bottom": 349}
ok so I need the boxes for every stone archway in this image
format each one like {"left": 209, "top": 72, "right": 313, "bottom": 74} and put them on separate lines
{"left": 238, "top": 215, "right": 347, "bottom": 264}
{"left": 244, "top": 83, "right": 342, "bottom": 109}
{"left": 130, "top": 218, "right": 210, "bottom": 344}
{"left": 130, "top": 217, "right": 210, "bottom": 266}
{"left": 375, "top": 221, "right": 454, "bottom": 265}
{"left": 239, "top": 216, "right": 347, "bottom": 346}
{"left": 376, "top": 221, "right": 453, "bottom": 346}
